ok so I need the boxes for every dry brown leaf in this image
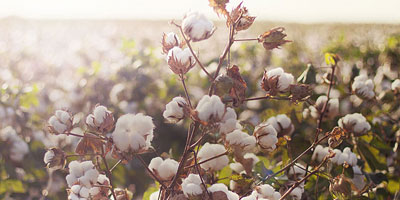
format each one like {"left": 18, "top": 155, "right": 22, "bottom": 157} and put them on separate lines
{"left": 75, "top": 133, "right": 104, "bottom": 155}
{"left": 227, "top": 65, "right": 247, "bottom": 106}
{"left": 209, "top": 0, "right": 229, "bottom": 17}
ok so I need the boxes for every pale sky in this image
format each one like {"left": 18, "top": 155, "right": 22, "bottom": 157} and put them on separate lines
{"left": 1, "top": 0, "right": 400, "bottom": 23}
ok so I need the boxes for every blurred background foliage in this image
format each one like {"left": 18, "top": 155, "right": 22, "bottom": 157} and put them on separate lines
{"left": 0, "top": 19, "right": 399, "bottom": 199}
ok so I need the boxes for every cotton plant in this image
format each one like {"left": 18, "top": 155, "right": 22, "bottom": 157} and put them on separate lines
{"left": 37, "top": 1, "right": 394, "bottom": 200}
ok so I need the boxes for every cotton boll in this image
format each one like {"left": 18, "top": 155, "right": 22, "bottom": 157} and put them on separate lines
{"left": 182, "top": 11, "right": 215, "bottom": 42}
{"left": 163, "top": 97, "right": 187, "bottom": 123}
{"left": 69, "top": 161, "right": 84, "bottom": 178}
{"left": 89, "top": 187, "right": 100, "bottom": 196}
{"left": 254, "top": 123, "right": 278, "bottom": 151}
{"left": 148, "top": 157, "right": 178, "bottom": 181}
{"left": 352, "top": 75, "right": 375, "bottom": 99}
{"left": 338, "top": 113, "right": 371, "bottom": 136}
{"left": 254, "top": 184, "right": 281, "bottom": 200}
{"left": 311, "top": 96, "right": 340, "bottom": 119}
{"left": 66, "top": 174, "right": 78, "bottom": 187}
{"left": 79, "top": 186, "right": 90, "bottom": 198}
{"left": 225, "top": 130, "right": 256, "bottom": 152}
{"left": 70, "top": 185, "right": 81, "bottom": 194}
{"left": 230, "top": 163, "right": 245, "bottom": 174}
{"left": 219, "top": 107, "right": 240, "bottom": 134}
{"left": 266, "top": 114, "right": 294, "bottom": 137}
{"left": 208, "top": 183, "right": 239, "bottom": 200}
{"left": 262, "top": 67, "right": 295, "bottom": 95}
{"left": 44, "top": 150, "right": 55, "bottom": 164}
{"left": 198, "top": 143, "right": 229, "bottom": 171}
{"left": 49, "top": 116, "right": 67, "bottom": 134}
{"left": 196, "top": 95, "right": 225, "bottom": 122}
{"left": 331, "top": 149, "right": 342, "bottom": 163}
{"left": 112, "top": 113, "right": 155, "bottom": 153}
{"left": 84, "top": 169, "right": 100, "bottom": 184}
{"left": 312, "top": 145, "right": 329, "bottom": 162}
{"left": 167, "top": 47, "right": 196, "bottom": 74}
{"left": 56, "top": 110, "right": 71, "bottom": 124}
{"left": 182, "top": 174, "right": 203, "bottom": 197}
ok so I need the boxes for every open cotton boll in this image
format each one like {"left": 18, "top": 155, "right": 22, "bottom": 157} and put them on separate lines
{"left": 331, "top": 149, "right": 342, "bottom": 163}
{"left": 48, "top": 109, "right": 73, "bottom": 135}
{"left": 225, "top": 130, "right": 256, "bottom": 152}
{"left": 262, "top": 67, "right": 294, "bottom": 95}
{"left": 335, "top": 147, "right": 357, "bottom": 166}
{"left": 196, "top": 95, "right": 226, "bottom": 122}
{"left": 338, "top": 113, "right": 371, "bottom": 136}
{"left": 312, "top": 145, "right": 329, "bottom": 162}
{"left": 56, "top": 110, "right": 71, "bottom": 124}
{"left": 253, "top": 184, "right": 281, "bottom": 200}
{"left": 44, "top": 150, "right": 55, "bottom": 164}
{"left": 208, "top": 183, "right": 239, "bottom": 200}
{"left": 182, "top": 174, "right": 203, "bottom": 197}
{"left": 167, "top": 47, "right": 196, "bottom": 74}
{"left": 310, "top": 96, "right": 340, "bottom": 119}
{"left": 266, "top": 114, "right": 294, "bottom": 137}
{"left": 69, "top": 161, "right": 84, "bottom": 178}
{"left": 352, "top": 75, "right": 375, "bottom": 99}
{"left": 219, "top": 107, "right": 241, "bottom": 134}
{"left": 198, "top": 143, "right": 229, "bottom": 171}
{"left": 254, "top": 123, "right": 278, "bottom": 151}
{"left": 163, "top": 97, "right": 187, "bottom": 123}
{"left": 148, "top": 157, "right": 179, "bottom": 180}
{"left": 182, "top": 11, "right": 215, "bottom": 42}
{"left": 112, "top": 113, "right": 154, "bottom": 153}
{"left": 165, "top": 32, "right": 180, "bottom": 46}
{"left": 48, "top": 116, "right": 67, "bottom": 134}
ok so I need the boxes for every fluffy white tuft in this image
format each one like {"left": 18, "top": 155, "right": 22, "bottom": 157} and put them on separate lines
{"left": 352, "top": 75, "right": 375, "bottom": 99}
{"left": 148, "top": 157, "right": 179, "bottom": 181}
{"left": 198, "top": 143, "right": 229, "bottom": 171}
{"left": 163, "top": 97, "right": 187, "bottom": 123}
{"left": 182, "top": 174, "right": 203, "bottom": 197}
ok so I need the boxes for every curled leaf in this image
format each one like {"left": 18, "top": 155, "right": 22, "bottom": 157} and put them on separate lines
{"left": 258, "top": 27, "right": 291, "bottom": 50}
{"left": 227, "top": 65, "right": 247, "bottom": 106}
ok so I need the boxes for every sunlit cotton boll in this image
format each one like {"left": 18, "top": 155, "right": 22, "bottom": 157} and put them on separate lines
{"left": 229, "top": 153, "right": 260, "bottom": 174}
{"left": 310, "top": 96, "right": 339, "bottom": 119}
{"left": 68, "top": 185, "right": 91, "bottom": 200}
{"left": 198, "top": 143, "right": 229, "bottom": 171}
{"left": 48, "top": 110, "right": 73, "bottom": 135}
{"left": 266, "top": 114, "right": 294, "bottom": 137}
{"left": 86, "top": 105, "right": 114, "bottom": 132}
{"left": 352, "top": 75, "right": 375, "bottom": 99}
{"left": 288, "top": 163, "right": 306, "bottom": 180}
{"left": 163, "top": 97, "right": 187, "bottom": 123}
{"left": 261, "top": 67, "right": 294, "bottom": 95}
{"left": 112, "top": 113, "right": 154, "bottom": 153}
{"left": 182, "top": 11, "right": 215, "bottom": 42}
{"left": 148, "top": 157, "right": 179, "bottom": 181}
{"left": 207, "top": 183, "right": 239, "bottom": 200}
{"left": 167, "top": 47, "right": 196, "bottom": 74}
{"left": 254, "top": 123, "right": 278, "bottom": 152}
{"left": 182, "top": 174, "right": 204, "bottom": 197}
{"left": 196, "top": 95, "right": 226, "bottom": 122}
{"left": 289, "top": 186, "right": 304, "bottom": 200}
{"left": 225, "top": 129, "right": 256, "bottom": 152}
{"left": 162, "top": 32, "right": 180, "bottom": 54}
{"left": 338, "top": 113, "right": 371, "bottom": 136}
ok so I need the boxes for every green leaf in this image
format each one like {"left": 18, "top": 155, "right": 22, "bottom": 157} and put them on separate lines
{"left": 368, "top": 173, "right": 387, "bottom": 185}
{"left": 357, "top": 140, "right": 387, "bottom": 171}
{"left": 0, "top": 179, "right": 26, "bottom": 194}
{"left": 218, "top": 166, "right": 232, "bottom": 185}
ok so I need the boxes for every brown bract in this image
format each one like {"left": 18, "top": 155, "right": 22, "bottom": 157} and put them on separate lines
{"left": 45, "top": 147, "right": 66, "bottom": 169}
{"left": 75, "top": 133, "right": 105, "bottom": 155}
{"left": 327, "top": 127, "right": 348, "bottom": 148}
{"left": 258, "top": 27, "right": 291, "bottom": 50}
{"left": 261, "top": 70, "right": 280, "bottom": 96}
{"left": 227, "top": 65, "right": 247, "bottom": 106}
{"left": 209, "top": 0, "right": 229, "bottom": 17}
{"left": 162, "top": 33, "right": 180, "bottom": 54}
{"left": 228, "top": 2, "right": 255, "bottom": 32}
{"left": 167, "top": 51, "right": 196, "bottom": 75}
{"left": 289, "top": 84, "right": 312, "bottom": 102}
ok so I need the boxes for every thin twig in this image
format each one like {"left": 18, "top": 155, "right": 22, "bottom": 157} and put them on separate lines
{"left": 100, "top": 147, "right": 117, "bottom": 199}
{"left": 279, "top": 156, "right": 330, "bottom": 200}
{"left": 110, "top": 160, "right": 122, "bottom": 172}
{"left": 234, "top": 38, "right": 258, "bottom": 42}
{"left": 191, "top": 149, "right": 213, "bottom": 199}
{"left": 180, "top": 74, "right": 192, "bottom": 108}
